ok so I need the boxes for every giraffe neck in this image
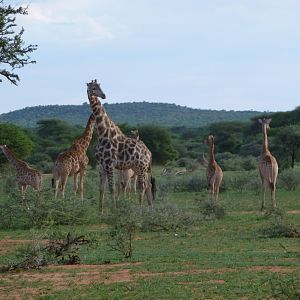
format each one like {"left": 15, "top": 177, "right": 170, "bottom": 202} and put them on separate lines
{"left": 89, "top": 95, "right": 124, "bottom": 141}
{"left": 1, "top": 147, "right": 24, "bottom": 169}
{"left": 209, "top": 142, "right": 215, "bottom": 164}
{"left": 73, "top": 114, "right": 95, "bottom": 151}
{"left": 262, "top": 125, "right": 269, "bottom": 154}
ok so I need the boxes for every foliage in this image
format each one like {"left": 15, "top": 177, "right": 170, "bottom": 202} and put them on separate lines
{"left": 258, "top": 213, "right": 300, "bottom": 238}
{"left": 273, "top": 124, "right": 300, "bottom": 168}
{"left": 196, "top": 198, "right": 226, "bottom": 220}
{"left": 106, "top": 201, "right": 142, "bottom": 260}
{"left": 140, "top": 202, "right": 201, "bottom": 232}
{"left": 0, "top": 122, "right": 34, "bottom": 163}
{"left": 270, "top": 274, "right": 300, "bottom": 299}
{"left": 139, "top": 124, "right": 178, "bottom": 163}
{"left": 279, "top": 167, "right": 300, "bottom": 191}
{"left": 0, "top": 0, "right": 37, "bottom": 85}
{"left": 0, "top": 189, "right": 92, "bottom": 229}
{"left": 0, "top": 102, "right": 260, "bottom": 128}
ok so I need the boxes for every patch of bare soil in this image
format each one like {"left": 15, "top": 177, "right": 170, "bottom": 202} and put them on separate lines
{"left": 0, "top": 262, "right": 141, "bottom": 299}
{"left": 287, "top": 210, "right": 300, "bottom": 214}
{"left": 0, "top": 263, "right": 298, "bottom": 299}
{"left": 0, "top": 239, "right": 32, "bottom": 255}
{"left": 177, "top": 279, "right": 225, "bottom": 285}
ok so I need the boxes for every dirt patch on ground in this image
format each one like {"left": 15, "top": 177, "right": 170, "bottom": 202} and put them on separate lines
{"left": 0, "top": 239, "right": 33, "bottom": 255}
{"left": 287, "top": 210, "right": 300, "bottom": 214}
{"left": 0, "top": 262, "right": 140, "bottom": 299}
{"left": 0, "top": 263, "right": 298, "bottom": 299}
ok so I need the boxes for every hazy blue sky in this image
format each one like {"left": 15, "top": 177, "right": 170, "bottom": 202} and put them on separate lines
{"left": 1, "top": 0, "right": 300, "bottom": 114}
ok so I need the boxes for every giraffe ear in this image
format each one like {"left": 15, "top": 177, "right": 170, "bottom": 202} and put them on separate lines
{"left": 258, "top": 119, "right": 262, "bottom": 124}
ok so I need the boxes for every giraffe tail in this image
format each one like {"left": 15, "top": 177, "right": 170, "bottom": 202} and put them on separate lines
{"left": 151, "top": 176, "right": 156, "bottom": 201}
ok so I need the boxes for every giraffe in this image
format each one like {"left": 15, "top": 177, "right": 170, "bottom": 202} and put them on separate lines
{"left": 258, "top": 118, "right": 278, "bottom": 211}
{"left": 86, "top": 79, "right": 154, "bottom": 213}
{"left": 52, "top": 114, "right": 95, "bottom": 200}
{"left": 204, "top": 134, "right": 223, "bottom": 203}
{"left": 118, "top": 129, "right": 139, "bottom": 194}
{"left": 0, "top": 145, "right": 42, "bottom": 194}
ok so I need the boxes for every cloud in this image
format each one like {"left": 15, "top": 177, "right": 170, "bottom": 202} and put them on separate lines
{"left": 18, "top": 0, "right": 115, "bottom": 42}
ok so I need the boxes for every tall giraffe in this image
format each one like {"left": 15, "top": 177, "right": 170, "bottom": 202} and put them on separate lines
{"left": 0, "top": 145, "right": 42, "bottom": 194}
{"left": 119, "top": 129, "right": 140, "bottom": 194}
{"left": 204, "top": 134, "right": 223, "bottom": 203}
{"left": 52, "top": 114, "right": 95, "bottom": 200}
{"left": 258, "top": 118, "right": 278, "bottom": 211}
{"left": 86, "top": 80, "right": 153, "bottom": 213}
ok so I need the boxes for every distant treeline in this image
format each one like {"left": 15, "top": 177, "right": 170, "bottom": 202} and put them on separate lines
{"left": 0, "top": 102, "right": 261, "bottom": 128}
{"left": 0, "top": 106, "right": 300, "bottom": 173}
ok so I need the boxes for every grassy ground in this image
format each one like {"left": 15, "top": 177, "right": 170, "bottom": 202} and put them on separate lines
{"left": 0, "top": 168, "right": 299, "bottom": 299}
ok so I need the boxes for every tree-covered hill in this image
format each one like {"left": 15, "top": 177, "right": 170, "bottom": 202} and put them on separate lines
{"left": 0, "top": 102, "right": 261, "bottom": 128}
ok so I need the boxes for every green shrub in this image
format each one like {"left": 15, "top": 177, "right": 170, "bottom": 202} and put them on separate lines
{"left": 0, "top": 189, "right": 93, "bottom": 229}
{"left": 278, "top": 167, "right": 300, "bottom": 191}
{"left": 196, "top": 198, "right": 226, "bottom": 220}
{"left": 141, "top": 202, "right": 201, "bottom": 232}
{"left": 258, "top": 213, "right": 300, "bottom": 238}
{"left": 270, "top": 274, "right": 300, "bottom": 299}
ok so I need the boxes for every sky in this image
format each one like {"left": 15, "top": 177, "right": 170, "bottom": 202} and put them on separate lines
{"left": 0, "top": 0, "right": 300, "bottom": 114}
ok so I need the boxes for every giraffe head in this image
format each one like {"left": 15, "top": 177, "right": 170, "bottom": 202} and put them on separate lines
{"left": 87, "top": 79, "right": 106, "bottom": 100}
{"left": 204, "top": 134, "right": 214, "bottom": 146}
{"left": 258, "top": 117, "right": 272, "bottom": 130}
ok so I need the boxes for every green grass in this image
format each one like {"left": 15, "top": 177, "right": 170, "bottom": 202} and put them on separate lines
{"left": 0, "top": 169, "right": 299, "bottom": 299}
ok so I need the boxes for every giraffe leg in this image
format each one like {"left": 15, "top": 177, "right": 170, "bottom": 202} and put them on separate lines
{"left": 137, "top": 172, "right": 146, "bottom": 207}
{"left": 74, "top": 173, "right": 79, "bottom": 197}
{"left": 106, "top": 167, "right": 116, "bottom": 209}
{"left": 145, "top": 174, "right": 153, "bottom": 207}
{"left": 79, "top": 169, "right": 86, "bottom": 202}
{"left": 260, "top": 182, "right": 266, "bottom": 211}
{"left": 98, "top": 165, "right": 107, "bottom": 214}
{"left": 61, "top": 174, "right": 68, "bottom": 199}
{"left": 54, "top": 179, "right": 60, "bottom": 199}
{"left": 270, "top": 182, "right": 276, "bottom": 210}
{"left": 214, "top": 184, "right": 220, "bottom": 203}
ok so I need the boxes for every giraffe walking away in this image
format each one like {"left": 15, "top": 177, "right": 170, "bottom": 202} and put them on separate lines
{"left": 204, "top": 134, "right": 223, "bottom": 203}
{"left": 52, "top": 114, "right": 95, "bottom": 200}
{"left": 0, "top": 145, "right": 42, "bottom": 194}
{"left": 258, "top": 118, "right": 278, "bottom": 211}
{"left": 86, "top": 79, "right": 154, "bottom": 214}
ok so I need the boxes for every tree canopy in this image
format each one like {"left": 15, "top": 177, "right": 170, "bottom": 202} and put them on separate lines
{"left": 0, "top": 122, "right": 34, "bottom": 163}
{"left": 0, "top": 0, "right": 37, "bottom": 85}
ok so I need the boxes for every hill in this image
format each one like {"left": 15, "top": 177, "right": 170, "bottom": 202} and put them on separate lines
{"left": 0, "top": 102, "right": 261, "bottom": 128}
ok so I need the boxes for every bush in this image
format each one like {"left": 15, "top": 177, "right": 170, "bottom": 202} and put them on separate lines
{"left": 223, "top": 171, "right": 259, "bottom": 192}
{"left": 258, "top": 213, "right": 300, "bottom": 238}
{"left": 0, "top": 189, "right": 93, "bottom": 229}
{"left": 105, "top": 201, "right": 142, "bottom": 260}
{"left": 141, "top": 202, "right": 201, "bottom": 232}
{"left": 196, "top": 197, "right": 226, "bottom": 220}
{"left": 270, "top": 274, "right": 300, "bottom": 299}
{"left": 278, "top": 167, "right": 300, "bottom": 191}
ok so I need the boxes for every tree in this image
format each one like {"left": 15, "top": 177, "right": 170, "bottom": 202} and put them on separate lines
{"left": 273, "top": 125, "right": 300, "bottom": 168}
{"left": 0, "top": 0, "right": 37, "bottom": 85}
{"left": 138, "top": 125, "right": 178, "bottom": 164}
{"left": 0, "top": 123, "right": 34, "bottom": 163}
